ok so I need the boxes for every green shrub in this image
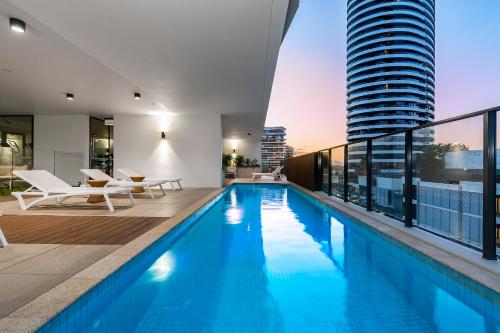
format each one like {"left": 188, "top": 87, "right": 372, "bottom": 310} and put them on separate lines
{"left": 222, "top": 154, "right": 232, "bottom": 169}
{"left": 234, "top": 155, "right": 245, "bottom": 168}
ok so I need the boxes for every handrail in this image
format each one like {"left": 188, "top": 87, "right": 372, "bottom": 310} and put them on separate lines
{"left": 287, "top": 106, "right": 500, "bottom": 260}
{"left": 313, "top": 106, "right": 500, "bottom": 153}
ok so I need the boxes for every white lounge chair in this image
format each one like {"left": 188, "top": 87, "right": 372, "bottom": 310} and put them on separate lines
{"left": 81, "top": 169, "right": 166, "bottom": 198}
{"left": 12, "top": 170, "right": 134, "bottom": 212}
{"left": 251, "top": 166, "right": 283, "bottom": 180}
{"left": 118, "top": 168, "right": 183, "bottom": 191}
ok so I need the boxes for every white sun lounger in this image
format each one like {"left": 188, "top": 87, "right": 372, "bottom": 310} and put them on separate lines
{"left": 251, "top": 166, "right": 283, "bottom": 180}
{"left": 81, "top": 169, "right": 166, "bottom": 199}
{"left": 12, "top": 170, "right": 134, "bottom": 212}
{"left": 118, "top": 168, "right": 183, "bottom": 191}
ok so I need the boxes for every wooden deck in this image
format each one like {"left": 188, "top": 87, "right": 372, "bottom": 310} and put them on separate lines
{"left": 0, "top": 215, "right": 166, "bottom": 245}
{"left": 0, "top": 195, "right": 15, "bottom": 203}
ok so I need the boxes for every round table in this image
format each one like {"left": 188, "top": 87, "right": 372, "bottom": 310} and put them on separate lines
{"left": 130, "top": 176, "right": 146, "bottom": 193}
{"left": 86, "top": 180, "right": 109, "bottom": 203}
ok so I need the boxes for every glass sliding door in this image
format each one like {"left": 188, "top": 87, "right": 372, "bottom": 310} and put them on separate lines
{"left": 89, "top": 117, "right": 113, "bottom": 176}
{"left": 0, "top": 116, "right": 33, "bottom": 191}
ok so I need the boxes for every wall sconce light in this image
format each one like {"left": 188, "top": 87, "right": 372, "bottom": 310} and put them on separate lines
{"left": 9, "top": 18, "right": 26, "bottom": 34}
{"left": 230, "top": 140, "right": 239, "bottom": 150}
{"left": 161, "top": 131, "right": 166, "bottom": 139}
{"left": 231, "top": 148, "right": 237, "bottom": 159}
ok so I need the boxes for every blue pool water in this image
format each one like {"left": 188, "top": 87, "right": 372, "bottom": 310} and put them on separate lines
{"left": 39, "top": 185, "right": 499, "bottom": 332}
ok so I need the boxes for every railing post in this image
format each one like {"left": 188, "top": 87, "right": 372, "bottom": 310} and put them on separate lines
{"left": 366, "top": 139, "right": 373, "bottom": 211}
{"left": 404, "top": 130, "right": 413, "bottom": 227}
{"left": 344, "top": 145, "right": 348, "bottom": 202}
{"left": 483, "top": 111, "right": 496, "bottom": 260}
{"left": 315, "top": 152, "right": 321, "bottom": 191}
{"left": 328, "top": 149, "right": 332, "bottom": 196}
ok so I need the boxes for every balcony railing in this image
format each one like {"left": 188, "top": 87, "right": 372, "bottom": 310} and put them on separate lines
{"left": 285, "top": 106, "right": 500, "bottom": 260}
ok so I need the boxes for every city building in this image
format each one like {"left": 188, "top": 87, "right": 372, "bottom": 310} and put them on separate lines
{"left": 341, "top": 0, "right": 484, "bottom": 249}
{"left": 261, "top": 126, "right": 287, "bottom": 172}
{"left": 346, "top": 0, "right": 435, "bottom": 141}
{"left": 344, "top": 0, "right": 436, "bottom": 216}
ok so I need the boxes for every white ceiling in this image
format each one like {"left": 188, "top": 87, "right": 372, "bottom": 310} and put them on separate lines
{"left": 0, "top": 0, "right": 296, "bottom": 139}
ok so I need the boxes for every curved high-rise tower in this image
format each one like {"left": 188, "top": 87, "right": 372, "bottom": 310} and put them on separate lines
{"left": 346, "top": 0, "right": 435, "bottom": 141}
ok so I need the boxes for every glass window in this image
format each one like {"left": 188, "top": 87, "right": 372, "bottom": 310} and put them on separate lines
{"left": 331, "top": 147, "right": 345, "bottom": 199}
{"left": 372, "top": 133, "right": 405, "bottom": 219}
{"left": 348, "top": 142, "right": 367, "bottom": 206}
{"left": 0, "top": 116, "right": 33, "bottom": 192}
{"left": 413, "top": 116, "right": 483, "bottom": 250}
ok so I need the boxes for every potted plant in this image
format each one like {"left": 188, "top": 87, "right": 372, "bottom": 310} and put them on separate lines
{"left": 235, "top": 156, "right": 261, "bottom": 178}
{"left": 222, "top": 153, "right": 261, "bottom": 178}
{"left": 222, "top": 153, "right": 232, "bottom": 170}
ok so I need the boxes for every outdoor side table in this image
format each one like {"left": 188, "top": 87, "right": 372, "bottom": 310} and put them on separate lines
{"left": 86, "top": 180, "right": 109, "bottom": 203}
{"left": 130, "top": 176, "right": 146, "bottom": 193}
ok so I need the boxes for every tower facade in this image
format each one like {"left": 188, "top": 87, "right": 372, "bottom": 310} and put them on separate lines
{"left": 261, "top": 126, "right": 287, "bottom": 172}
{"left": 346, "top": 0, "right": 435, "bottom": 141}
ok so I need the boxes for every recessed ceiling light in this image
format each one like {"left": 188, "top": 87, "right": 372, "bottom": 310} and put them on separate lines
{"left": 9, "top": 18, "right": 26, "bottom": 34}
{"left": 134, "top": 92, "right": 141, "bottom": 100}
{"left": 66, "top": 93, "right": 74, "bottom": 101}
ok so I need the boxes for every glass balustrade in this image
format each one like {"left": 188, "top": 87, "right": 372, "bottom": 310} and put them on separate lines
{"left": 331, "top": 147, "right": 345, "bottom": 199}
{"left": 290, "top": 107, "right": 500, "bottom": 258}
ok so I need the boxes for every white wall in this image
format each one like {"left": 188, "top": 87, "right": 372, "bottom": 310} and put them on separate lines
{"left": 113, "top": 114, "right": 222, "bottom": 188}
{"left": 34, "top": 114, "right": 89, "bottom": 185}
{"left": 222, "top": 138, "right": 261, "bottom": 163}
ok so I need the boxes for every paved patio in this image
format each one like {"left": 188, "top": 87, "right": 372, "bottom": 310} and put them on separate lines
{"left": 0, "top": 187, "right": 217, "bottom": 320}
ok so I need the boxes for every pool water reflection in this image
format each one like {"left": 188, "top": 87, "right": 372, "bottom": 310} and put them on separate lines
{"left": 44, "top": 185, "right": 499, "bottom": 333}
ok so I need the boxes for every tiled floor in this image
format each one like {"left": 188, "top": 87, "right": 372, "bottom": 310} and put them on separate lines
{"left": 0, "top": 187, "right": 218, "bottom": 320}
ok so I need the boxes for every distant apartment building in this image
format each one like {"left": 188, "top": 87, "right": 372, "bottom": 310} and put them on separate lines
{"left": 261, "top": 126, "right": 287, "bottom": 172}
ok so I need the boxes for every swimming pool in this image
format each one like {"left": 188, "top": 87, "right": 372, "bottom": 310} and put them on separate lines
{"left": 38, "top": 184, "right": 499, "bottom": 332}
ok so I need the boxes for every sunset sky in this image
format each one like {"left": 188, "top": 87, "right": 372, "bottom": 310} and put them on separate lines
{"left": 266, "top": 0, "right": 500, "bottom": 155}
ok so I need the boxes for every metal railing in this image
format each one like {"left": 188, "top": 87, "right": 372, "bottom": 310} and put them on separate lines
{"left": 287, "top": 106, "right": 500, "bottom": 260}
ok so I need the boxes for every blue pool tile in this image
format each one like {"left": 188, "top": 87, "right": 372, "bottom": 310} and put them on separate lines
{"left": 36, "top": 185, "right": 499, "bottom": 333}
